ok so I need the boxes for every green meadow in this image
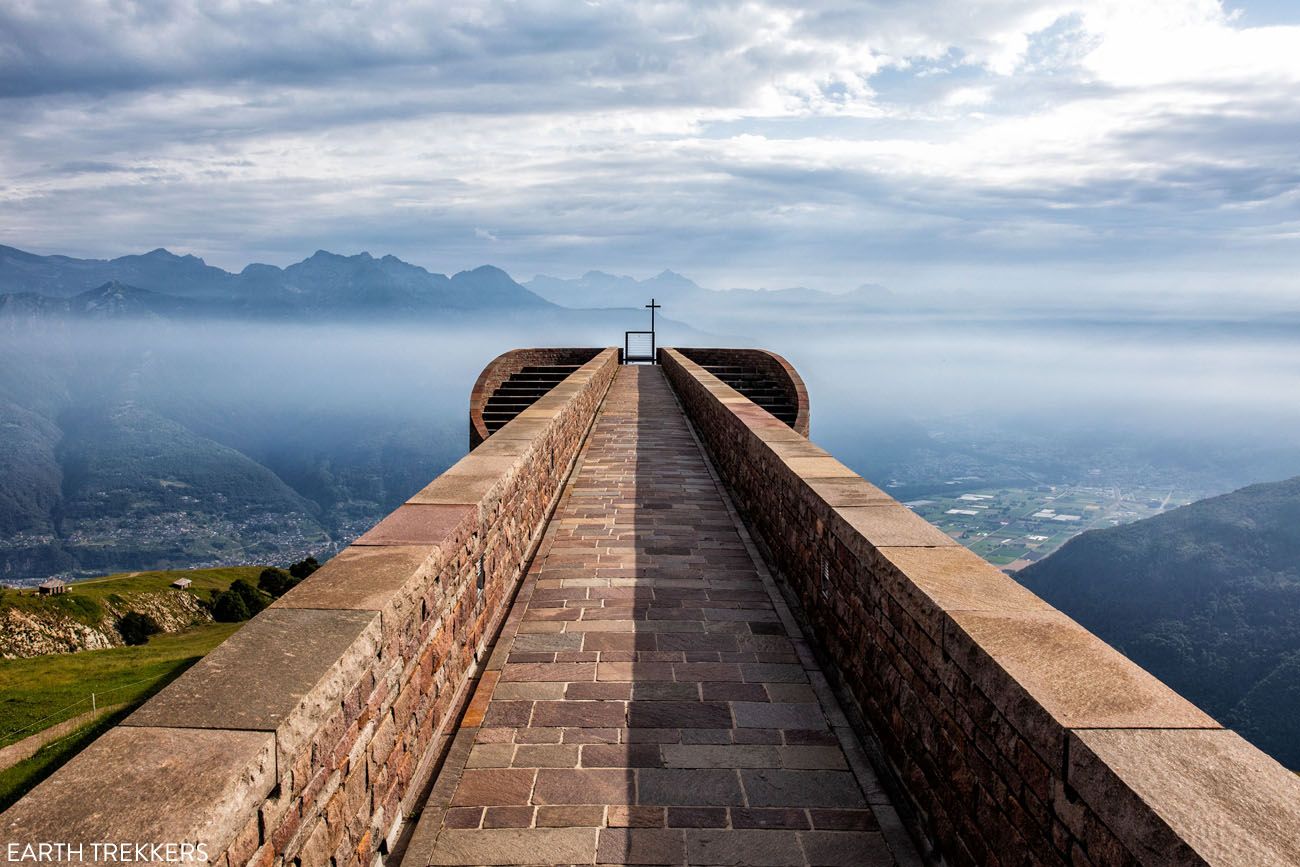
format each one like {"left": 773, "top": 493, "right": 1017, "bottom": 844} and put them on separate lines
{"left": 0, "top": 567, "right": 262, "bottom": 808}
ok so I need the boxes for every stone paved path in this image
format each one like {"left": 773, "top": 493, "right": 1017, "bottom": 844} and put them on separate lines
{"left": 408, "top": 367, "right": 912, "bottom": 866}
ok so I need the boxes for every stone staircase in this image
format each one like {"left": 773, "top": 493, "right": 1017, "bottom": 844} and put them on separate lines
{"left": 482, "top": 365, "right": 584, "bottom": 435}
{"left": 692, "top": 362, "right": 800, "bottom": 428}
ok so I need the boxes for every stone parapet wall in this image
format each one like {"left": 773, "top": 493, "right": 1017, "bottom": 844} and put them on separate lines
{"left": 468, "top": 347, "right": 605, "bottom": 448}
{"left": 2, "top": 348, "right": 620, "bottom": 867}
{"left": 675, "top": 347, "right": 810, "bottom": 436}
{"left": 660, "top": 347, "right": 1300, "bottom": 867}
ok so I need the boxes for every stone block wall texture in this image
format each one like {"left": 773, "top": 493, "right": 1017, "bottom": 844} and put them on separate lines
{"left": 2, "top": 348, "right": 620, "bottom": 867}
{"left": 468, "top": 347, "right": 604, "bottom": 449}
{"left": 660, "top": 347, "right": 1300, "bottom": 867}
{"left": 676, "top": 347, "right": 810, "bottom": 437}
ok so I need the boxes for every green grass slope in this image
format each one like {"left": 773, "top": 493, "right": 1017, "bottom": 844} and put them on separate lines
{"left": 57, "top": 565, "right": 265, "bottom": 606}
{"left": 0, "top": 622, "right": 241, "bottom": 749}
{"left": 1, "top": 565, "right": 263, "bottom": 629}
{"left": 0, "top": 566, "right": 263, "bottom": 808}
{"left": 0, "top": 623, "right": 240, "bottom": 810}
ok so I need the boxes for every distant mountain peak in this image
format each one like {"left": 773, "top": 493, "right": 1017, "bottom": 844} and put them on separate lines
{"left": 0, "top": 243, "right": 555, "bottom": 318}
{"left": 461, "top": 264, "right": 510, "bottom": 277}
{"left": 135, "top": 248, "right": 206, "bottom": 265}
{"left": 88, "top": 279, "right": 147, "bottom": 295}
{"left": 302, "top": 249, "right": 379, "bottom": 266}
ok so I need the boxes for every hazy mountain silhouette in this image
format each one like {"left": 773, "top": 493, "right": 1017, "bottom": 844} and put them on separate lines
{"left": 526, "top": 268, "right": 900, "bottom": 313}
{"left": 0, "top": 245, "right": 555, "bottom": 319}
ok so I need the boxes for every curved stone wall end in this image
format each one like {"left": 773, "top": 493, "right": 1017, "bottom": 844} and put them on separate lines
{"left": 469, "top": 347, "right": 605, "bottom": 448}
{"left": 668, "top": 346, "right": 810, "bottom": 436}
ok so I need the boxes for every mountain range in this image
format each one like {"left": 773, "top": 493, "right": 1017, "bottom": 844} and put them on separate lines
{"left": 1018, "top": 475, "right": 1300, "bottom": 768}
{"left": 0, "top": 245, "right": 559, "bottom": 321}
{"left": 0, "top": 244, "right": 911, "bottom": 326}
{"left": 0, "top": 243, "right": 727, "bottom": 586}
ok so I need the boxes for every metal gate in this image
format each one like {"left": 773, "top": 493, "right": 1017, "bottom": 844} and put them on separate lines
{"left": 624, "top": 330, "right": 655, "bottom": 363}
{"left": 624, "top": 298, "right": 661, "bottom": 363}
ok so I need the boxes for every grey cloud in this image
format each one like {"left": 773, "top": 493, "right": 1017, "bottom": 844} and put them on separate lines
{"left": 48, "top": 160, "right": 133, "bottom": 174}
{"left": 0, "top": 1, "right": 814, "bottom": 103}
{"left": 2, "top": 0, "right": 1300, "bottom": 306}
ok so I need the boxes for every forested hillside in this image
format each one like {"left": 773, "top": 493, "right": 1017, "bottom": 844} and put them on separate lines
{"left": 1018, "top": 476, "right": 1300, "bottom": 768}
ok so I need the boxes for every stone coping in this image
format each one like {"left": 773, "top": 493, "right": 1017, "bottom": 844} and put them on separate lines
{"left": 660, "top": 347, "right": 1300, "bottom": 867}
{"left": 2, "top": 347, "right": 621, "bottom": 865}
{"left": 468, "top": 347, "right": 605, "bottom": 449}
{"left": 672, "top": 347, "right": 811, "bottom": 436}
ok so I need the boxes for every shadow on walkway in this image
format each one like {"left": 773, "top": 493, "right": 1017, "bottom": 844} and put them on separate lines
{"left": 411, "top": 366, "right": 904, "bottom": 866}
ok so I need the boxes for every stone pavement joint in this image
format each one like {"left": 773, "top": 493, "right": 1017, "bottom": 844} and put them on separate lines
{"left": 411, "top": 366, "right": 912, "bottom": 866}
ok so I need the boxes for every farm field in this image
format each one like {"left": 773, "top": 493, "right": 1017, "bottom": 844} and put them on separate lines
{"left": 906, "top": 483, "right": 1202, "bottom": 569}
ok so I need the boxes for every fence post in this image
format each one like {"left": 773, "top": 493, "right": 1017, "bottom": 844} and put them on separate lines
{"left": 91, "top": 693, "right": 96, "bottom": 714}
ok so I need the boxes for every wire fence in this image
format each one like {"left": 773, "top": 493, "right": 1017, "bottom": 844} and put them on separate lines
{"left": 0, "top": 674, "right": 168, "bottom": 745}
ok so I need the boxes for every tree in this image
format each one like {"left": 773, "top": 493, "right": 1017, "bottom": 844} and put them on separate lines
{"left": 210, "top": 579, "right": 270, "bottom": 622}
{"left": 227, "top": 579, "right": 269, "bottom": 616}
{"left": 117, "top": 611, "right": 161, "bottom": 645}
{"left": 257, "top": 567, "right": 295, "bottom": 597}
{"left": 289, "top": 556, "right": 320, "bottom": 580}
{"left": 212, "top": 591, "right": 250, "bottom": 623}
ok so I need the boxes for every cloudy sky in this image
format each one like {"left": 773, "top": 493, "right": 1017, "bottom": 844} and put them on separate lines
{"left": 2, "top": 0, "right": 1299, "bottom": 302}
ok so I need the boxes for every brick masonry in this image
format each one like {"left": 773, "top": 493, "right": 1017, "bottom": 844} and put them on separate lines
{"left": 661, "top": 347, "right": 1300, "bottom": 867}
{"left": 675, "top": 347, "right": 810, "bottom": 437}
{"left": 401, "top": 365, "right": 916, "bottom": 867}
{"left": 6, "top": 344, "right": 1298, "bottom": 867}
{"left": 469, "top": 348, "right": 606, "bottom": 449}
{"left": 1, "top": 348, "right": 621, "bottom": 867}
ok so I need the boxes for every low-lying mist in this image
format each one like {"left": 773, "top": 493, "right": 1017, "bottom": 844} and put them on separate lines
{"left": 3, "top": 308, "right": 1300, "bottom": 583}
{"left": 684, "top": 313, "right": 1300, "bottom": 493}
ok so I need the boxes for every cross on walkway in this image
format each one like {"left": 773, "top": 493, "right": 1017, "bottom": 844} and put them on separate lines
{"left": 623, "top": 298, "right": 662, "bottom": 364}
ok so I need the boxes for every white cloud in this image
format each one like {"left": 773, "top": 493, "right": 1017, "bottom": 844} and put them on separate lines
{"left": 0, "top": 0, "right": 1298, "bottom": 301}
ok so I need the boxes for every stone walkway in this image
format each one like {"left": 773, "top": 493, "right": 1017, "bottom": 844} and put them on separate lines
{"left": 406, "top": 367, "right": 914, "bottom": 866}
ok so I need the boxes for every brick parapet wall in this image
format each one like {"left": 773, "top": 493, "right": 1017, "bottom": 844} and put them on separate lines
{"left": 468, "top": 347, "right": 604, "bottom": 449}
{"left": 676, "top": 347, "right": 810, "bottom": 436}
{"left": 660, "top": 347, "right": 1300, "bottom": 867}
{"left": 2, "top": 348, "right": 620, "bottom": 867}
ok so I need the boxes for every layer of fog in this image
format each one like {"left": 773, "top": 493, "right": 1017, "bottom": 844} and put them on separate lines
{"left": 5, "top": 309, "right": 1300, "bottom": 550}
{"left": 731, "top": 315, "right": 1300, "bottom": 495}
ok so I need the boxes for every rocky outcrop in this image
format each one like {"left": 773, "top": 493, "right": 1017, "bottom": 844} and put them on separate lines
{"left": 0, "top": 591, "right": 211, "bottom": 659}
{"left": 105, "top": 590, "right": 209, "bottom": 633}
{"left": 0, "top": 608, "right": 119, "bottom": 657}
